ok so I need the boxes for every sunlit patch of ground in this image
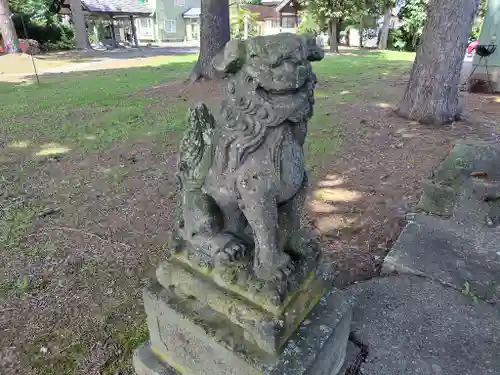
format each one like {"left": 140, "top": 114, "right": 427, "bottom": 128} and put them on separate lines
{"left": 2, "top": 48, "right": 498, "bottom": 375}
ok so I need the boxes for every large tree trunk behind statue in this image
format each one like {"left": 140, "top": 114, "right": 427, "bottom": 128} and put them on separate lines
{"left": 396, "top": 0, "right": 479, "bottom": 125}
{"left": 69, "top": 0, "right": 89, "bottom": 50}
{"left": 190, "top": 0, "right": 230, "bottom": 81}
{"left": 0, "top": 0, "right": 19, "bottom": 53}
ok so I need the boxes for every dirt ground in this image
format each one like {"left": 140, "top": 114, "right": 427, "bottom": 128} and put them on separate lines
{"left": 1, "top": 69, "right": 499, "bottom": 375}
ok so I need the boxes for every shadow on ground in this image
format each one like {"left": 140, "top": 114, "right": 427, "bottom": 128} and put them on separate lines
{"left": 3, "top": 49, "right": 498, "bottom": 375}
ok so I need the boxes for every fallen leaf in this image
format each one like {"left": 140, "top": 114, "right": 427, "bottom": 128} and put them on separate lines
{"left": 471, "top": 171, "right": 488, "bottom": 178}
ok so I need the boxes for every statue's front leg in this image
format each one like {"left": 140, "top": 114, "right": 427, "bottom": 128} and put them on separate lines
{"left": 213, "top": 203, "right": 250, "bottom": 265}
{"left": 279, "top": 174, "right": 319, "bottom": 259}
{"left": 237, "top": 177, "right": 291, "bottom": 281}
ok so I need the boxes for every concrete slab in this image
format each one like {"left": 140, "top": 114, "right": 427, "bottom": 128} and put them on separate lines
{"left": 349, "top": 275, "right": 500, "bottom": 375}
{"left": 133, "top": 342, "right": 176, "bottom": 375}
{"left": 383, "top": 214, "right": 500, "bottom": 303}
{"left": 416, "top": 141, "right": 500, "bottom": 216}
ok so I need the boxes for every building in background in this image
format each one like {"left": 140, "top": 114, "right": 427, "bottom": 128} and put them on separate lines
{"left": 147, "top": 0, "right": 301, "bottom": 43}
{"left": 236, "top": 1, "right": 300, "bottom": 36}
{"left": 59, "top": 0, "right": 301, "bottom": 46}
{"left": 59, "top": 0, "right": 153, "bottom": 46}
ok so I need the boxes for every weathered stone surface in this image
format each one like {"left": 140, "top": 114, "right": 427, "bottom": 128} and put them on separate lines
{"left": 416, "top": 141, "right": 500, "bottom": 217}
{"left": 156, "top": 256, "right": 326, "bottom": 355}
{"left": 163, "top": 250, "right": 320, "bottom": 316}
{"left": 134, "top": 342, "right": 176, "bottom": 375}
{"left": 175, "top": 33, "right": 325, "bottom": 297}
{"left": 416, "top": 181, "right": 457, "bottom": 217}
{"left": 348, "top": 276, "right": 500, "bottom": 375}
{"left": 383, "top": 214, "right": 500, "bottom": 303}
{"left": 134, "top": 34, "right": 352, "bottom": 375}
{"left": 139, "top": 282, "right": 354, "bottom": 375}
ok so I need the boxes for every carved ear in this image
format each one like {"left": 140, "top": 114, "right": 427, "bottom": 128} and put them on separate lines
{"left": 304, "top": 35, "right": 324, "bottom": 62}
{"left": 213, "top": 39, "right": 246, "bottom": 75}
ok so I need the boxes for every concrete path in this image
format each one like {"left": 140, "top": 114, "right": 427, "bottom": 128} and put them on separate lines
{"left": 345, "top": 140, "right": 500, "bottom": 375}
{"left": 461, "top": 54, "right": 474, "bottom": 85}
{"left": 1, "top": 45, "right": 199, "bottom": 81}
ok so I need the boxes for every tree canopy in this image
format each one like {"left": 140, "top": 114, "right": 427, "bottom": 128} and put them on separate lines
{"left": 8, "top": 0, "right": 56, "bottom": 23}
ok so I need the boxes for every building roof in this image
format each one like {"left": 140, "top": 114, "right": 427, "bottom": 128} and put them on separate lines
{"left": 183, "top": 7, "right": 201, "bottom": 18}
{"left": 260, "top": 0, "right": 281, "bottom": 4}
{"left": 81, "top": 0, "right": 153, "bottom": 15}
{"left": 241, "top": 4, "right": 279, "bottom": 21}
{"left": 276, "top": 0, "right": 299, "bottom": 12}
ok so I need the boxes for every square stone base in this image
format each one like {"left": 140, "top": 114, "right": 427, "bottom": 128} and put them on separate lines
{"left": 156, "top": 255, "right": 326, "bottom": 355}
{"left": 133, "top": 282, "right": 354, "bottom": 375}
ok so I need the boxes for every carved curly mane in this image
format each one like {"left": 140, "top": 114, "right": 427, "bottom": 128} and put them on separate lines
{"left": 211, "top": 76, "right": 315, "bottom": 177}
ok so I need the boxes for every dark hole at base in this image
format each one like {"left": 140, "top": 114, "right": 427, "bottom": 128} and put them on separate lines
{"left": 468, "top": 79, "right": 496, "bottom": 94}
{"left": 344, "top": 332, "right": 369, "bottom": 375}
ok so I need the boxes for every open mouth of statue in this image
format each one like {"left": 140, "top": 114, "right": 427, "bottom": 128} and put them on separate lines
{"left": 255, "top": 78, "right": 310, "bottom": 99}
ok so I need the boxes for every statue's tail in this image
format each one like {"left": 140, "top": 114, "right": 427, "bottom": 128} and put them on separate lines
{"left": 177, "top": 103, "right": 216, "bottom": 190}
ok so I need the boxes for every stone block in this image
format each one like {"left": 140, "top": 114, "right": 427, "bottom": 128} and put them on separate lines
{"left": 136, "top": 282, "right": 354, "bottom": 375}
{"left": 383, "top": 214, "right": 500, "bottom": 303}
{"left": 156, "top": 254, "right": 326, "bottom": 355}
{"left": 347, "top": 275, "right": 500, "bottom": 375}
{"left": 133, "top": 342, "right": 176, "bottom": 375}
{"left": 416, "top": 181, "right": 457, "bottom": 217}
{"left": 416, "top": 141, "right": 500, "bottom": 217}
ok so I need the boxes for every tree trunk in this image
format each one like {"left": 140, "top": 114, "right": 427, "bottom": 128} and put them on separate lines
{"left": 395, "top": 0, "right": 479, "bottom": 125}
{"left": 329, "top": 18, "right": 339, "bottom": 53}
{"left": 189, "top": 0, "right": 230, "bottom": 81}
{"left": 378, "top": 7, "right": 391, "bottom": 50}
{"left": 0, "top": 0, "right": 19, "bottom": 53}
{"left": 69, "top": 0, "right": 89, "bottom": 50}
{"left": 359, "top": 18, "right": 363, "bottom": 48}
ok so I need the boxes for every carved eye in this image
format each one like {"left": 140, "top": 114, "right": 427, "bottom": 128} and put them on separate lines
{"left": 246, "top": 75, "right": 253, "bottom": 84}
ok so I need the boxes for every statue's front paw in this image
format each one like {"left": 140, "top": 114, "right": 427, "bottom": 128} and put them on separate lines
{"left": 214, "top": 239, "right": 248, "bottom": 265}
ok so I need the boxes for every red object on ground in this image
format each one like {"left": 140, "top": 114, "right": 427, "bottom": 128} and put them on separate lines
{"left": 467, "top": 39, "right": 480, "bottom": 55}
{"left": 0, "top": 41, "right": 33, "bottom": 54}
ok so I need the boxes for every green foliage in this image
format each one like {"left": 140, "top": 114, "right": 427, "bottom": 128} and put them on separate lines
{"left": 8, "top": 0, "right": 74, "bottom": 51}
{"left": 477, "top": 0, "right": 488, "bottom": 18}
{"left": 304, "top": 0, "right": 389, "bottom": 35}
{"left": 305, "top": 0, "right": 356, "bottom": 28}
{"left": 9, "top": 0, "right": 55, "bottom": 23}
{"left": 471, "top": 0, "right": 487, "bottom": 39}
{"left": 392, "top": 0, "right": 427, "bottom": 52}
{"left": 231, "top": 8, "right": 260, "bottom": 40}
{"left": 298, "top": 10, "right": 320, "bottom": 36}
{"left": 471, "top": 23, "right": 481, "bottom": 40}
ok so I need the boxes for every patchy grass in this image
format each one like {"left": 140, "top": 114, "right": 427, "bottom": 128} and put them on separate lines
{"left": 0, "top": 54, "right": 196, "bottom": 153}
{"left": 0, "top": 196, "right": 40, "bottom": 254}
{"left": 0, "top": 49, "right": 426, "bottom": 375}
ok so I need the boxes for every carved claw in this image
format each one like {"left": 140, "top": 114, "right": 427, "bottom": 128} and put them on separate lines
{"left": 214, "top": 239, "right": 248, "bottom": 265}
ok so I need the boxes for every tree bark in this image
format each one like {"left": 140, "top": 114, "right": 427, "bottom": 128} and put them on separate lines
{"left": 69, "top": 0, "right": 90, "bottom": 50}
{"left": 395, "top": 0, "right": 479, "bottom": 125}
{"left": 0, "top": 0, "right": 19, "bottom": 53}
{"left": 189, "top": 0, "right": 230, "bottom": 81}
{"left": 329, "top": 18, "right": 339, "bottom": 53}
{"left": 358, "top": 17, "right": 363, "bottom": 48}
{"left": 378, "top": 7, "right": 391, "bottom": 50}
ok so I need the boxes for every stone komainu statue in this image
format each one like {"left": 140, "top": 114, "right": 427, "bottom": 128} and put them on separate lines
{"left": 176, "top": 34, "right": 324, "bottom": 298}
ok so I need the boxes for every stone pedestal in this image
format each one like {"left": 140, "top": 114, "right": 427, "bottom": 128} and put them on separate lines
{"left": 133, "top": 34, "right": 351, "bottom": 375}
{"left": 133, "top": 253, "right": 354, "bottom": 375}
